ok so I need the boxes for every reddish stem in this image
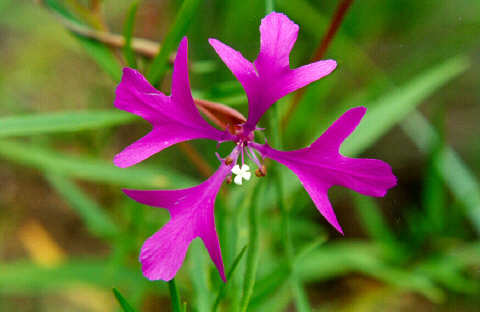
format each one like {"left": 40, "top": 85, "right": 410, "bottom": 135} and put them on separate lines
{"left": 281, "top": 0, "right": 355, "bottom": 130}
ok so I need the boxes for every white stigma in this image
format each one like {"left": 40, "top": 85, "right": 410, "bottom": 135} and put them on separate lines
{"left": 231, "top": 164, "right": 251, "bottom": 185}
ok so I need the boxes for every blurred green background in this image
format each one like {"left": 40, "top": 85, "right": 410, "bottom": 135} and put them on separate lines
{"left": 0, "top": 0, "right": 479, "bottom": 311}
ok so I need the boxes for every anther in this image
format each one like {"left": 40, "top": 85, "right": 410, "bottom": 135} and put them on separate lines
{"left": 255, "top": 165, "right": 267, "bottom": 177}
{"left": 225, "top": 156, "right": 233, "bottom": 165}
{"left": 226, "top": 175, "right": 233, "bottom": 184}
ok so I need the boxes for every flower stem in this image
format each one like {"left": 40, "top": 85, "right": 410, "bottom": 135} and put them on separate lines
{"left": 269, "top": 92, "right": 311, "bottom": 310}
{"left": 168, "top": 279, "right": 182, "bottom": 312}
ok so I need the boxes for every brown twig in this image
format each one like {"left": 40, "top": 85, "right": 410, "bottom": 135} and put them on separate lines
{"left": 60, "top": 15, "right": 161, "bottom": 58}
{"left": 36, "top": 1, "right": 161, "bottom": 58}
{"left": 281, "top": 0, "right": 355, "bottom": 130}
{"left": 178, "top": 143, "right": 214, "bottom": 178}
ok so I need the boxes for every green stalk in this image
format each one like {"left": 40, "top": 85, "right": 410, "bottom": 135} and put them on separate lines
{"left": 168, "top": 279, "right": 182, "bottom": 312}
{"left": 268, "top": 86, "right": 311, "bottom": 311}
{"left": 240, "top": 183, "right": 264, "bottom": 312}
{"left": 265, "top": 0, "right": 274, "bottom": 14}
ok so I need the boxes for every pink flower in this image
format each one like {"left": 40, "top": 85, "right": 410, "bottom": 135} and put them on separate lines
{"left": 115, "top": 12, "right": 396, "bottom": 281}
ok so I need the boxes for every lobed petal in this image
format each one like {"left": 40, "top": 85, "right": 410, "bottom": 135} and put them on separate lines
{"left": 123, "top": 162, "right": 234, "bottom": 281}
{"left": 209, "top": 12, "right": 337, "bottom": 130}
{"left": 114, "top": 37, "right": 224, "bottom": 167}
{"left": 252, "top": 107, "right": 396, "bottom": 233}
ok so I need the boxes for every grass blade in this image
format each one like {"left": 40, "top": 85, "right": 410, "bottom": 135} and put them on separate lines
{"left": 43, "top": 0, "right": 122, "bottom": 81}
{"left": 73, "top": 34, "right": 122, "bottom": 82}
{"left": 352, "top": 194, "right": 397, "bottom": 247}
{"left": 240, "top": 183, "right": 264, "bottom": 312}
{"left": 0, "top": 140, "right": 195, "bottom": 188}
{"left": 341, "top": 55, "right": 469, "bottom": 155}
{"left": 46, "top": 174, "right": 118, "bottom": 238}
{"left": 168, "top": 279, "right": 182, "bottom": 312}
{"left": 147, "top": 0, "right": 202, "bottom": 85}
{"left": 213, "top": 245, "right": 248, "bottom": 311}
{"left": 402, "top": 112, "right": 480, "bottom": 233}
{"left": 189, "top": 240, "right": 212, "bottom": 312}
{"left": 123, "top": 1, "right": 139, "bottom": 68}
{"left": 0, "top": 111, "right": 134, "bottom": 138}
{"left": 113, "top": 288, "right": 137, "bottom": 312}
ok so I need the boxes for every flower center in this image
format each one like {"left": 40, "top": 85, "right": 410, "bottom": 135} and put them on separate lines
{"left": 222, "top": 124, "right": 266, "bottom": 185}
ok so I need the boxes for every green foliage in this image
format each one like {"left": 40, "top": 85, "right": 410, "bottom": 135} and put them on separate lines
{"left": 0, "top": 140, "right": 194, "bottom": 188}
{"left": 113, "top": 288, "right": 137, "bottom": 312}
{"left": 0, "top": 111, "right": 134, "bottom": 137}
{"left": 147, "top": 0, "right": 203, "bottom": 85}
{"left": 123, "top": 1, "right": 139, "bottom": 68}
{"left": 341, "top": 55, "right": 469, "bottom": 155}
{"left": 47, "top": 174, "right": 118, "bottom": 238}
{"left": 1, "top": 0, "right": 479, "bottom": 311}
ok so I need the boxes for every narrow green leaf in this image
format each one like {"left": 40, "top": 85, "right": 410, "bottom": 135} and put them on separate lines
{"left": 123, "top": 1, "right": 139, "bottom": 68}
{"left": 168, "top": 279, "right": 182, "bottom": 312}
{"left": 0, "top": 140, "right": 195, "bottom": 188}
{"left": 297, "top": 242, "right": 443, "bottom": 302}
{"left": 251, "top": 237, "right": 325, "bottom": 306}
{"left": 43, "top": 0, "right": 122, "bottom": 81}
{"left": 74, "top": 34, "right": 123, "bottom": 82}
{"left": 265, "top": 0, "right": 274, "bottom": 14}
{"left": 44, "top": 0, "right": 81, "bottom": 23}
{"left": 0, "top": 111, "right": 134, "bottom": 138}
{"left": 46, "top": 174, "right": 118, "bottom": 238}
{"left": 291, "top": 277, "right": 310, "bottom": 312}
{"left": 189, "top": 240, "right": 212, "bottom": 312}
{"left": 213, "top": 245, "right": 248, "bottom": 312}
{"left": 0, "top": 260, "right": 152, "bottom": 293}
{"left": 341, "top": 55, "right": 469, "bottom": 155}
{"left": 113, "top": 288, "right": 137, "bottom": 312}
{"left": 240, "top": 183, "right": 264, "bottom": 312}
{"left": 352, "top": 194, "right": 397, "bottom": 246}
{"left": 402, "top": 112, "right": 480, "bottom": 233}
{"left": 147, "top": 0, "right": 202, "bottom": 85}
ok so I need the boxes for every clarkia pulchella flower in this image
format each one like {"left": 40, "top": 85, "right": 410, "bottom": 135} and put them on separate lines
{"left": 114, "top": 12, "right": 396, "bottom": 282}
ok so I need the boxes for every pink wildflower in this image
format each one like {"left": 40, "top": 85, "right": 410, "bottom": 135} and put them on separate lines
{"left": 115, "top": 12, "right": 396, "bottom": 281}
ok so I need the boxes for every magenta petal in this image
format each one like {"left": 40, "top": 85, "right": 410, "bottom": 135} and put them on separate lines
{"left": 123, "top": 164, "right": 232, "bottom": 281}
{"left": 114, "top": 37, "right": 225, "bottom": 167}
{"left": 252, "top": 107, "right": 397, "bottom": 233}
{"left": 209, "top": 12, "right": 337, "bottom": 129}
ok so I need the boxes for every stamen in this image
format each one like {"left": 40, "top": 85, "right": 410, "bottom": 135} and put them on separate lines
{"left": 241, "top": 143, "right": 245, "bottom": 167}
{"left": 247, "top": 146, "right": 262, "bottom": 168}
{"left": 255, "top": 165, "right": 267, "bottom": 177}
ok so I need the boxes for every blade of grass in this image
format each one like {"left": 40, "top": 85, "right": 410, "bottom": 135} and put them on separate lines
{"left": 402, "top": 112, "right": 480, "bottom": 233}
{"left": 423, "top": 106, "right": 447, "bottom": 233}
{"left": 213, "top": 245, "right": 248, "bottom": 312}
{"left": 123, "top": 1, "right": 139, "bottom": 68}
{"left": 240, "top": 182, "right": 264, "bottom": 312}
{"left": 0, "top": 111, "right": 134, "bottom": 138}
{"left": 340, "top": 55, "right": 469, "bottom": 155}
{"left": 189, "top": 240, "right": 212, "bottom": 312}
{"left": 73, "top": 34, "right": 122, "bottom": 82}
{"left": 46, "top": 174, "right": 118, "bottom": 238}
{"left": 352, "top": 194, "right": 397, "bottom": 247}
{"left": 113, "top": 288, "right": 137, "bottom": 312}
{"left": 168, "top": 279, "right": 182, "bottom": 312}
{"left": 0, "top": 260, "right": 152, "bottom": 293}
{"left": 0, "top": 140, "right": 195, "bottom": 188}
{"left": 147, "top": 0, "right": 202, "bottom": 85}
{"left": 297, "top": 242, "right": 443, "bottom": 302}
{"left": 251, "top": 237, "right": 326, "bottom": 307}
{"left": 43, "top": 0, "right": 122, "bottom": 81}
